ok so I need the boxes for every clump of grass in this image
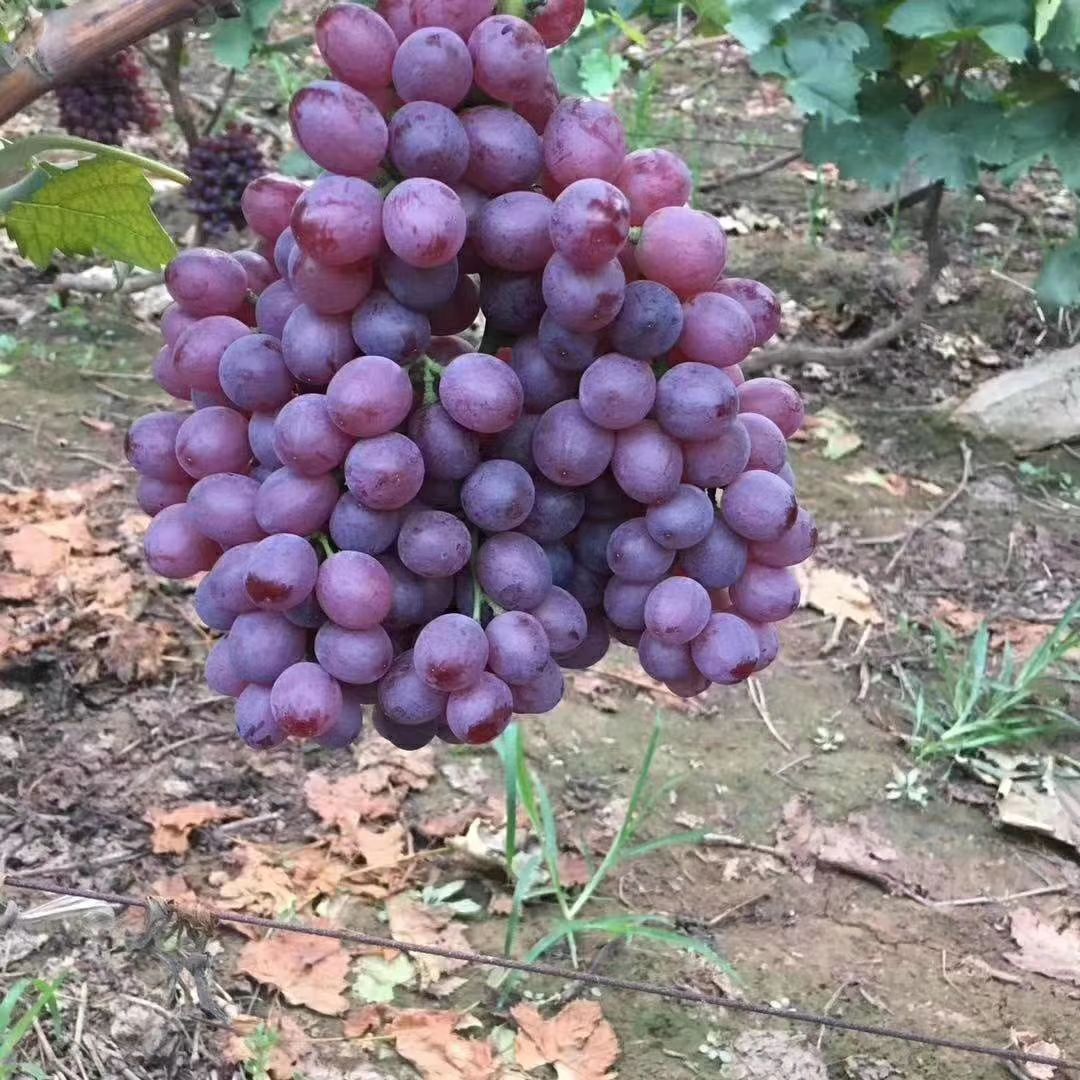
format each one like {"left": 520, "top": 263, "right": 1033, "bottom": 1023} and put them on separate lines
{"left": 0, "top": 976, "right": 63, "bottom": 1080}
{"left": 900, "top": 598, "right": 1080, "bottom": 761}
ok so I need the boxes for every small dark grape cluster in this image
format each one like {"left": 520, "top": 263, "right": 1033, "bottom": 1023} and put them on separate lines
{"left": 185, "top": 125, "right": 267, "bottom": 238}
{"left": 55, "top": 48, "right": 161, "bottom": 146}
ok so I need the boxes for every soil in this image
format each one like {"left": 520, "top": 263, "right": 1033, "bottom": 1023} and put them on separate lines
{"left": 1, "top": 18, "right": 1079, "bottom": 1080}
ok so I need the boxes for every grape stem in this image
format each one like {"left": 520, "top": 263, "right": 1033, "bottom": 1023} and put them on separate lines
{"left": 312, "top": 533, "right": 335, "bottom": 560}
{"left": 422, "top": 356, "right": 441, "bottom": 404}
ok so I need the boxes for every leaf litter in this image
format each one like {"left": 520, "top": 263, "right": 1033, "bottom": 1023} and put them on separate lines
{"left": 1006, "top": 908, "right": 1080, "bottom": 986}
{"left": 512, "top": 1000, "right": 620, "bottom": 1080}
{"left": 144, "top": 801, "right": 240, "bottom": 855}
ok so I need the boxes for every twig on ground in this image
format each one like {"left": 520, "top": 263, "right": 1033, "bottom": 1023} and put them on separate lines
{"left": 931, "top": 883, "right": 1069, "bottom": 908}
{"left": 746, "top": 677, "right": 793, "bottom": 751}
{"left": 702, "top": 150, "right": 801, "bottom": 189}
{"left": 707, "top": 890, "right": 770, "bottom": 927}
{"left": 884, "top": 441, "right": 973, "bottom": 575}
{"left": 816, "top": 979, "right": 854, "bottom": 1049}
{"left": 59, "top": 450, "right": 124, "bottom": 472}
{"left": 54, "top": 269, "right": 164, "bottom": 295}
{"left": 862, "top": 182, "right": 938, "bottom": 225}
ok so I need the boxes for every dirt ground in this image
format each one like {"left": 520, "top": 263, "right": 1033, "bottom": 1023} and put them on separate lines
{"left": 2, "top": 21, "right": 1079, "bottom": 1080}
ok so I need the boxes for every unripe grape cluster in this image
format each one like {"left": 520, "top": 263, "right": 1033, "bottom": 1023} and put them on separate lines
{"left": 55, "top": 48, "right": 161, "bottom": 146}
{"left": 127, "top": 0, "right": 816, "bottom": 754}
{"left": 185, "top": 124, "right": 266, "bottom": 238}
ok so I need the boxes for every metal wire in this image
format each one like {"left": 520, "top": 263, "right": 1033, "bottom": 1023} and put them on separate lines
{"left": 2, "top": 874, "right": 1073, "bottom": 1071}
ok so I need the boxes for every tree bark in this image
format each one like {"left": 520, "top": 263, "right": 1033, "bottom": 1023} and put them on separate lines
{"left": 0, "top": 0, "right": 211, "bottom": 125}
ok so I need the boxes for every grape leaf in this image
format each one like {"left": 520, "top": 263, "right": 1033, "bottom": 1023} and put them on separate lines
{"left": 727, "top": 0, "right": 808, "bottom": 52}
{"left": 904, "top": 99, "right": 1013, "bottom": 188}
{"left": 887, "top": 0, "right": 1030, "bottom": 37}
{"left": 1040, "top": 0, "right": 1080, "bottom": 70}
{"left": 578, "top": 48, "right": 628, "bottom": 98}
{"left": 1005, "top": 90, "right": 1080, "bottom": 189}
{"left": 4, "top": 157, "right": 176, "bottom": 270}
{"left": 686, "top": 0, "right": 729, "bottom": 35}
{"left": 979, "top": 22, "right": 1032, "bottom": 60}
{"left": 211, "top": 18, "right": 255, "bottom": 70}
{"left": 1036, "top": 0, "right": 1064, "bottom": 39}
{"left": 1036, "top": 237, "right": 1080, "bottom": 311}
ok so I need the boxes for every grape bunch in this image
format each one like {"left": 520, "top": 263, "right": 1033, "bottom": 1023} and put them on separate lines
{"left": 185, "top": 125, "right": 266, "bottom": 238}
{"left": 55, "top": 48, "right": 161, "bottom": 146}
{"left": 126, "top": 0, "right": 816, "bottom": 755}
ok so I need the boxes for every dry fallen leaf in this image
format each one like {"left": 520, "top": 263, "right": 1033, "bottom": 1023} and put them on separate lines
{"left": 1006, "top": 908, "right": 1080, "bottom": 986}
{"left": 236, "top": 927, "right": 351, "bottom": 1015}
{"left": 512, "top": 1001, "right": 619, "bottom": 1080}
{"left": 844, "top": 468, "right": 909, "bottom": 498}
{"left": 346, "top": 822, "right": 408, "bottom": 867}
{"left": 4, "top": 526, "right": 69, "bottom": 575}
{"left": 802, "top": 564, "right": 882, "bottom": 626}
{"left": 390, "top": 1010, "right": 498, "bottom": 1080}
{"left": 807, "top": 407, "right": 862, "bottom": 460}
{"left": 343, "top": 1005, "right": 385, "bottom": 1038}
{"left": 997, "top": 781, "right": 1080, "bottom": 856}
{"left": 224, "top": 1014, "right": 311, "bottom": 1080}
{"left": 145, "top": 802, "right": 240, "bottom": 855}
{"left": 386, "top": 894, "right": 471, "bottom": 989}
{"left": 1009, "top": 1030, "right": 1062, "bottom": 1080}
{"left": 0, "top": 573, "right": 35, "bottom": 600}
{"left": 216, "top": 845, "right": 300, "bottom": 918}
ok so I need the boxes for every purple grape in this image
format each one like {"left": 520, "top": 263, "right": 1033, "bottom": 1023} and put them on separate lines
{"left": 645, "top": 484, "right": 715, "bottom": 550}
{"left": 738, "top": 378, "right": 805, "bottom": 438}
{"left": 479, "top": 269, "right": 545, "bottom": 333}
{"left": 173, "top": 316, "right": 249, "bottom": 393}
{"left": 446, "top": 672, "right": 513, "bottom": 743}
{"left": 730, "top": 563, "right": 801, "bottom": 623}
{"left": 518, "top": 477, "right": 584, "bottom": 542}
{"left": 381, "top": 251, "right": 460, "bottom": 311}
{"left": 351, "top": 289, "right": 431, "bottom": 366}
{"left": 439, "top": 352, "right": 524, "bottom": 433}
{"left": 137, "top": 475, "right": 192, "bottom": 515}
{"left": 219, "top": 334, "right": 294, "bottom": 412}
{"left": 397, "top": 509, "right": 472, "bottom": 577}
{"left": 741, "top": 412, "right": 788, "bottom": 472}
{"left": 549, "top": 178, "right": 630, "bottom": 270}
{"left": 291, "top": 174, "right": 383, "bottom": 267}
{"left": 327, "top": 355, "right": 414, "bottom": 438}
{"left": 244, "top": 533, "right": 319, "bottom": 611}
{"left": 602, "top": 576, "right": 655, "bottom": 631}
{"left": 161, "top": 304, "right": 199, "bottom": 348}
{"left": 714, "top": 278, "right": 781, "bottom": 347}
{"left": 637, "top": 206, "right": 727, "bottom": 298}
{"left": 532, "top": 400, "right": 614, "bottom": 487}
{"left": 578, "top": 352, "right": 656, "bottom": 431}
{"left": 379, "top": 649, "right": 448, "bottom": 726}
{"left": 414, "top": 612, "right": 489, "bottom": 691}
{"left": 607, "top": 280, "right": 684, "bottom": 360}
{"left": 750, "top": 621, "right": 780, "bottom": 670}
{"left": 542, "top": 253, "right": 625, "bottom": 333}
{"left": 345, "top": 433, "right": 425, "bottom": 510}
{"left": 206, "top": 638, "right": 247, "bottom": 697}
{"left": 461, "top": 460, "right": 535, "bottom": 532}
{"left": 468, "top": 14, "right": 548, "bottom": 103}
{"left": 383, "top": 178, "right": 466, "bottom": 269}
{"left": 606, "top": 517, "right": 675, "bottom": 582}
{"left": 778, "top": 461, "right": 797, "bottom": 490}
{"left": 511, "top": 657, "right": 565, "bottom": 714}
{"left": 243, "top": 175, "right": 306, "bottom": 243}
{"left": 749, "top": 508, "right": 817, "bottom": 568}
{"left": 255, "top": 468, "right": 340, "bottom": 535}
{"left": 273, "top": 394, "right": 354, "bottom": 476}
{"left": 721, "top": 470, "right": 799, "bottom": 542}
{"left": 490, "top": 412, "right": 541, "bottom": 475}
{"left": 271, "top": 661, "right": 342, "bottom": 738}
{"left": 678, "top": 292, "right": 756, "bottom": 368}
{"left": 393, "top": 27, "right": 473, "bottom": 109}
{"left": 329, "top": 495, "right": 403, "bottom": 554}
{"left": 316, "top": 2, "right": 398, "bottom": 90}
{"left": 145, "top": 504, "right": 220, "bottom": 578}
{"left": 165, "top": 248, "right": 248, "bottom": 317}
{"left": 682, "top": 421, "right": 752, "bottom": 489}
{"left": 228, "top": 611, "right": 308, "bottom": 685}
{"left": 290, "top": 80, "right": 388, "bottom": 178}
{"left": 485, "top": 610, "right": 550, "bottom": 684}
{"left": 289, "top": 253, "right": 374, "bottom": 316}
{"left": 655, "top": 363, "right": 738, "bottom": 442}
{"left": 126, "top": 411, "right": 186, "bottom": 482}
{"left": 509, "top": 335, "right": 577, "bottom": 412}
{"left": 611, "top": 420, "right": 682, "bottom": 504}
{"left": 460, "top": 106, "right": 542, "bottom": 195}
{"left": 236, "top": 684, "right": 287, "bottom": 749}
{"left": 575, "top": 518, "right": 617, "bottom": 574}
{"left": 554, "top": 609, "right": 610, "bottom": 669}
{"left": 537, "top": 312, "right": 600, "bottom": 372}
{"left": 388, "top": 101, "right": 470, "bottom": 182}
{"left": 314, "top": 685, "right": 366, "bottom": 748}
{"left": 527, "top": 585, "right": 586, "bottom": 653}
{"left": 187, "top": 472, "right": 264, "bottom": 547}
{"left": 314, "top": 622, "right": 394, "bottom": 684}
{"left": 644, "top": 577, "right": 711, "bottom": 644}
{"left": 408, "top": 403, "right": 481, "bottom": 480}
{"left": 281, "top": 305, "right": 355, "bottom": 387}
{"left": 690, "top": 612, "right": 759, "bottom": 685}
{"left": 255, "top": 281, "right": 300, "bottom": 340}
{"left": 568, "top": 563, "right": 605, "bottom": 609}
{"left": 476, "top": 532, "right": 552, "bottom": 610}
{"left": 680, "top": 517, "right": 748, "bottom": 589}
{"left": 476, "top": 191, "right": 554, "bottom": 272}
{"left": 638, "top": 632, "right": 695, "bottom": 683}
{"left": 543, "top": 98, "right": 627, "bottom": 187}
{"left": 374, "top": 707, "right": 438, "bottom": 748}
{"left": 544, "top": 542, "right": 575, "bottom": 590}
{"left": 285, "top": 591, "right": 327, "bottom": 629}
{"left": 428, "top": 273, "right": 481, "bottom": 334}
{"left": 316, "top": 551, "right": 393, "bottom": 629}
{"left": 615, "top": 147, "right": 692, "bottom": 226}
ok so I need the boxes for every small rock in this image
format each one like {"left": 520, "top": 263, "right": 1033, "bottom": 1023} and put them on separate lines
{"left": 0, "top": 687, "right": 24, "bottom": 714}
{"left": 109, "top": 1003, "right": 167, "bottom": 1058}
{"left": 969, "top": 475, "right": 1018, "bottom": 511}
{"left": 0, "top": 734, "right": 18, "bottom": 762}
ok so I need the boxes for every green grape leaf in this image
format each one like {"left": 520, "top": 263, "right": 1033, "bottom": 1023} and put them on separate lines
{"left": 887, "top": 0, "right": 1030, "bottom": 37}
{"left": 804, "top": 85, "right": 912, "bottom": 189}
{"left": 578, "top": 48, "right": 628, "bottom": 97}
{"left": 727, "top": 0, "right": 808, "bottom": 51}
{"left": 350, "top": 954, "right": 414, "bottom": 1004}
{"left": 1040, "top": 0, "right": 1080, "bottom": 70}
{"left": 4, "top": 157, "right": 176, "bottom": 270}
{"left": 248, "top": 0, "right": 283, "bottom": 30}
{"left": 979, "top": 22, "right": 1032, "bottom": 59}
{"left": 211, "top": 17, "right": 256, "bottom": 69}
{"left": 1036, "top": 237, "right": 1080, "bottom": 311}
{"left": 1036, "top": 0, "right": 1064, "bottom": 38}
{"left": 686, "top": 0, "right": 729, "bottom": 35}
{"left": 1005, "top": 90, "right": 1080, "bottom": 188}
{"left": 904, "top": 100, "right": 1013, "bottom": 188}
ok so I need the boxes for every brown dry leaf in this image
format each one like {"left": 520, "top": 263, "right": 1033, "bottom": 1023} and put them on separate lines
{"left": 844, "top": 468, "right": 909, "bottom": 497}
{"left": 802, "top": 565, "right": 882, "bottom": 626}
{"left": 386, "top": 894, "right": 470, "bottom": 988}
{"left": 807, "top": 408, "right": 862, "bottom": 460}
{"left": 1009, "top": 1030, "right": 1062, "bottom": 1080}
{"left": 512, "top": 1001, "right": 619, "bottom": 1079}
{"left": 305, "top": 771, "right": 401, "bottom": 829}
{"left": 419, "top": 804, "right": 491, "bottom": 839}
{"left": 557, "top": 853, "right": 591, "bottom": 888}
{"left": 224, "top": 1014, "right": 311, "bottom": 1079}
{"left": 217, "top": 845, "right": 300, "bottom": 918}
{"left": 390, "top": 1010, "right": 498, "bottom": 1080}
{"left": 1006, "top": 908, "right": 1080, "bottom": 986}
{"left": 343, "top": 1005, "right": 385, "bottom": 1038}
{"left": 932, "top": 598, "right": 984, "bottom": 635}
{"left": 345, "top": 822, "right": 408, "bottom": 867}
{"left": 80, "top": 416, "right": 116, "bottom": 434}
{"left": 145, "top": 802, "right": 241, "bottom": 855}
{"left": 236, "top": 927, "right": 351, "bottom": 1015}
{"left": 4, "top": 526, "right": 68, "bottom": 575}
{"left": 997, "top": 780, "right": 1080, "bottom": 856}
{"left": 288, "top": 844, "right": 349, "bottom": 903}
{"left": 0, "top": 573, "right": 35, "bottom": 600}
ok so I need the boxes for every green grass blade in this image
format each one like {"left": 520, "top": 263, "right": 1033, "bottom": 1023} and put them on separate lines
{"left": 0, "top": 983, "right": 56, "bottom": 1067}
{"left": 504, "top": 852, "right": 543, "bottom": 960}
{"left": 621, "top": 829, "right": 712, "bottom": 862}
{"left": 0, "top": 980, "right": 31, "bottom": 1038}
{"left": 495, "top": 725, "right": 521, "bottom": 876}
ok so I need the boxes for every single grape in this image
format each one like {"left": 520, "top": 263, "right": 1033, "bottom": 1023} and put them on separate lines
{"left": 187, "top": 472, "right": 264, "bottom": 547}
{"left": 289, "top": 253, "right": 374, "bottom": 316}
{"left": 636, "top": 206, "right": 727, "bottom": 297}
{"left": 468, "top": 15, "right": 549, "bottom": 103}
{"left": 327, "top": 355, "right": 414, "bottom": 438}
{"left": 161, "top": 304, "right": 199, "bottom": 348}
{"left": 644, "top": 577, "right": 711, "bottom": 644}
{"left": 615, "top": 148, "right": 693, "bottom": 226}
{"left": 413, "top": 612, "right": 489, "bottom": 691}
{"left": 518, "top": 477, "right": 584, "bottom": 542}
{"left": 229, "top": 610, "right": 308, "bottom": 684}
{"left": 549, "top": 179, "right": 630, "bottom": 270}
{"left": 543, "top": 98, "right": 627, "bottom": 187}
{"left": 152, "top": 346, "right": 190, "bottom": 401}
{"left": 510, "top": 657, "right": 565, "bottom": 713}
{"left": 345, "top": 432, "right": 425, "bottom": 510}
{"left": 290, "top": 80, "right": 388, "bottom": 178}
{"left": 479, "top": 270, "right": 545, "bottom": 333}
{"left": 175, "top": 406, "right": 251, "bottom": 479}
{"left": 255, "top": 468, "right": 340, "bottom": 535}
{"left": 206, "top": 638, "right": 247, "bottom": 698}
{"left": 476, "top": 532, "right": 552, "bottom": 610}
{"left": 514, "top": 72, "right": 560, "bottom": 132}
{"left": 137, "top": 474, "right": 192, "bottom": 515}
{"left": 242, "top": 175, "right": 306, "bottom": 243}
{"left": 439, "top": 352, "right": 524, "bottom": 433}
{"left": 412, "top": 0, "right": 494, "bottom": 38}
{"left": 218, "top": 335, "right": 294, "bottom": 413}
{"left": 476, "top": 191, "right": 554, "bottom": 273}
{"left": 234, "top": 249, "right": 277, "bottom": 294}
{"left": 639, "top": 632, "right": 696, "bottom": 683}
{"left": 645, "top": 485, "right": 715, "bottom": 550}
{"left": 273, "top": 394, "right": 354, "bottom": 476}
{"left": 316, "top": 551, "right": 393, "bottom": 629}
{"left": 749, "top": 507, "right": 817, "bottom": 568}
{"left": 286, "top": 591, "right": 327, "bottom": 630}
{"left": 379, "top": 649, "right": 448, "bottom": 725}
{"left": 690, "top": 612, "right": 759, "bottom": 684}
{"left": 530, "top": 0, "right": 584, "bottom": 45}
{"left": 446, "top": 672, "right": 513, "bottom": 743}
{"left": 532, "top": 400, "right": 614, "bottom": 487}
{"left": 379, "top": 0, "right": 418, "bottom": 42}
{"left": 173, "top": 315, "right": 249, "bottom": 393}
{"left": 329, "top": 494, "right": 403, "bottom": 554}
{"left": 165, "top": 248, "right": 248, "bottom": 317}
{"left": 606, "top": 518, "right": 675, "bottom": 582}
{"left": 666, "top": 671, "right": 710, "bottom": 698}
{"left": 682, "top": 421, "right": 752, "bottom": 489}
{"left": 383, "top": 178, "right": 466, "bottom": 269}
{"left": 778, "top": 462, "right": 797, "bottom": 490}
{"left": 741, "top": 412, "right": 788, "bottom": 472}
{"left": 575, "top": 518, "right": 617, "bottom": 573}
{"left": 554, "top": 609, "right": 609, "bottom": 669}
{"left": 509, "top": 334, "right": 577, "bottom": 412}
{"left": 750, "top": 621, "right": 780, "bottom": 671}
{"left": 379, "top": 554, "right": 430, "bottom": 626}
{"left": 721, "top": 469, "right": 798, "bottom": 542}
{"left": 679, "top": 292, "right": 756, "bottom": 368}
{"left": 375, "top": 707, "right": 438, "bottom": 748}
{"left": 582, "top": 472, "right": 642, "bottom": 521}
{"left": 408, "top": 403, "right": 480, "bottom": 480}
{"left": 271, "top": 661, "right": 342, "bottom": 738}
{"left": 461, "top": 459, "right": 535, "bottom": 532}
{"left": 611, "top": 420, "right": 682, "bottom": 504}
{"left": 578, "top": 352, "right": 656, "bottom": 431}
{"left": 291, "top": 175, "right": 383, "bottom": 267}
{"left": 460, "top": 106, "right": 542, "bottom": 195}
{"left": 537, "top": 312, "right": 601, "bottom": 372}
{"left": 397, "top": 509, "right": 472, "bottom": 577}
{"left": 244, "top": 533, "right": 318, "bottom": 611}
{"left": 541, "top": 253, "right": 625, "bottom": 333}
{"left": 236, "top": 684, "right": 287, "bottom": 749}
{"left": 314, "top": 686, "right": 366, "bottom": 747}
{"left": 200, "top": 544, "right": 258, "bottom": 621}
{"left": 543, "top": 542, "right": 575, "bottom": 590}
{"left": 196, "top": 572, "right": 242, "bottom": 630}
{"left": 738, "top": 377, "right": 805, "bottom": 438}
{"left": 352, "top": 289, "right": 431, "bottom": 366}
{"left": 273, "top": 228, "right": 297, "bottom": 278}
{"left": 607, "top": 280, "right": 683, "bottom": 360}
{"left": 381, "top": 251, "right": 460, "bottom": 311}
{"left": 315, "top": 3, "right": 398, "bottom": 91}
{"left": 315, "top": 622, "right": 394, "bottom": 684}
{"left": 125, "top": 411, "right": 186, "bottom": 482}
{"left": 730, "top": 563, "right": 801, "bottom": 623}
{"left": 144, "top": 504, "right": 219, "bottom": 578}
{"left": 281, "top": 305, "right": 355, "bottom": 387}
{"left": 654, "top": 362, "right": 738, "bottom": 442}
{"left": 485, "top": 610, "right": 550, "bottom": 684}
{"left": 428, "top": 273, "right": 481, "bottom": 335}
{"left": 568, "top": 563, "right": 605, "bottom": 609}
{"left": 489, "top": 412, "right": 541, "bottom": 475}
{"left": 680, "top": 517, "right": 748, "bottom": 589}
{"left": 527, "top": 585, "right": 587, "bottom": 653}
{"left": 602, "top": 576, "right": 655, "bottom": 630}
{"left": 713, "top": 277, "right": 781, "bottom": 347}
{"left": 392, "top": 27, "right": 473, "bottom": 108}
